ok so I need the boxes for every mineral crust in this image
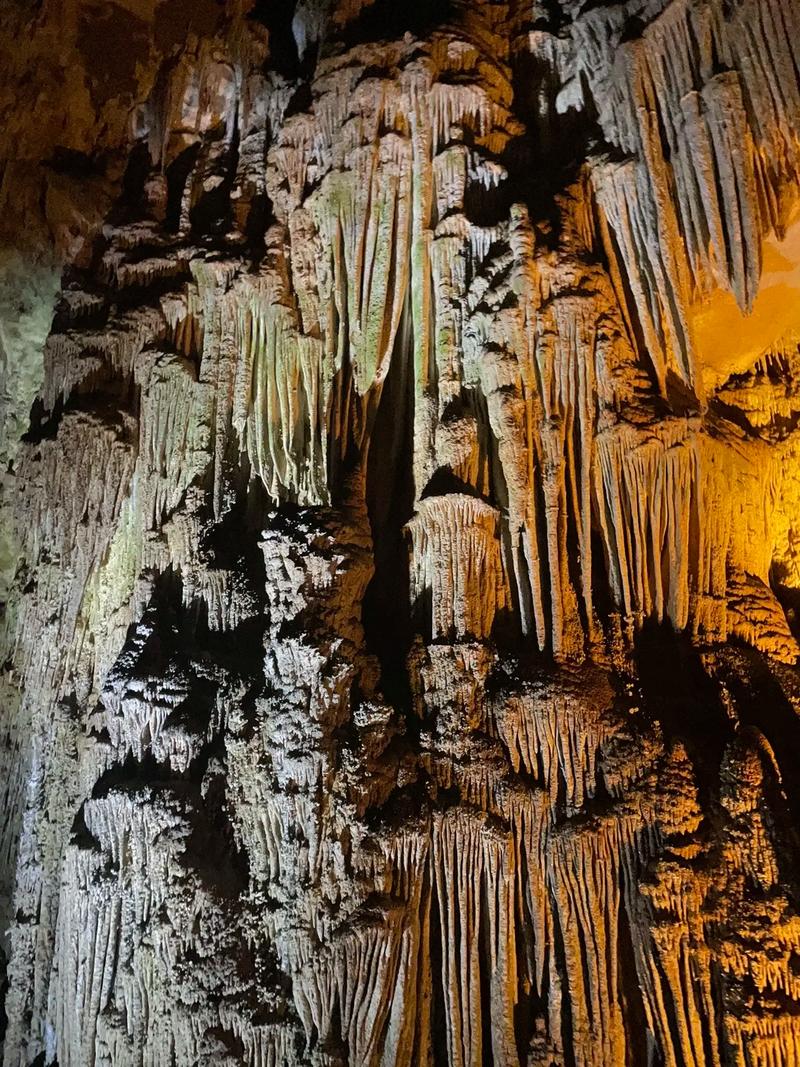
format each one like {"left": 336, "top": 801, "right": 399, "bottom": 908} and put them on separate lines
{"left": 2, "top": 0, "right": 800, "bottom": 1064}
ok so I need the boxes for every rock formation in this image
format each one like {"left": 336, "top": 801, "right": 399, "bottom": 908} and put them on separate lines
{"left": 2, "top": 0, "right": 800, "bottom": 1063}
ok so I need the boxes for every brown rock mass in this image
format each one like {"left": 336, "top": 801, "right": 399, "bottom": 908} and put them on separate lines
{"left": 2, "top": 0, "right": 800, "bottom": 1063}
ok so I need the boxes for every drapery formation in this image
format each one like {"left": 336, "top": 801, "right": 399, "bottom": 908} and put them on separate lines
{"left": 2, "top": 0, "right": 800, "bottom": 1064}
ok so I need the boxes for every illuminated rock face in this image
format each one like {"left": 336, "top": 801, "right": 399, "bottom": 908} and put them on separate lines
{"left": 2, "top": 0, "right": 800, "bottom": 1063}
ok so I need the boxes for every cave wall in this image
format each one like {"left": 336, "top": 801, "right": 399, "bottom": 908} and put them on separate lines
{"left": 2, "top": 0, "right": 800, "bottom": 1064}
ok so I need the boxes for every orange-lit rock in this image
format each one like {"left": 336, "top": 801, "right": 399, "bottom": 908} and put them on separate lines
{"left": 693, "top": 208, "right": 800, "bottom": 394}
{"left": 2, "top": 1, "right": 800, "bottom": 1065}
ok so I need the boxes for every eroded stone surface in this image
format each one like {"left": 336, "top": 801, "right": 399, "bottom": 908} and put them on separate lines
{"left": 2, "top": 0, "right": 800, "bottom": 1064}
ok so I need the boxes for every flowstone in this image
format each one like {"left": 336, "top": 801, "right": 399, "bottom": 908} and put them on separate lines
{"left": 2, "top": 1, "right": 800, "bottom": 1063}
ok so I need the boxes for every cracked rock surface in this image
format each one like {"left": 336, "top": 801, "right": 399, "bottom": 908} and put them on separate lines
{"left": 2, "top": 0, "right": 800, "bottom": 1063}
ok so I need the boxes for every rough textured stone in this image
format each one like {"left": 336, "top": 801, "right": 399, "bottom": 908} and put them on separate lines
{"left": 2, "top": 0, "right": 800, "bottom": 1064}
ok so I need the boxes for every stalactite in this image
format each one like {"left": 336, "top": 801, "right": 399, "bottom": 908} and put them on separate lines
{"left": 406, "top": 495, "right": 508, "bottom": 641}
{"left": 3, "top": 0, "right": 800, "bottom": 1064}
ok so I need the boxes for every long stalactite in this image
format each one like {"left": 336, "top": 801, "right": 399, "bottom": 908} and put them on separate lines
{"left": 2, "top": 0, "right": 800, "bottom": 1063}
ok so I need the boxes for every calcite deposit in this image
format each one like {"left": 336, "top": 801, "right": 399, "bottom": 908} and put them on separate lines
{"left": 2, "top": 0, "right": 800, "bottom": 1063}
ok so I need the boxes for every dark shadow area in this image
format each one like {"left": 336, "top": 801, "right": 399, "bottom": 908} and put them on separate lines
{"left": 478, "top": 885, "right": 493, "bottom": 1067}
{"left": 188, "top": 126, "right": 240, "bottom": 240}
{"left": 634, "top": 621, "right": 734, "bottom": 809}
{"left": 180, "top": 747, "right": 250, "bottom": 899}
{"left": 336, "top": 0, "right": 451, "bottom": 50}
{"left": 165, "top": 142, "right": 202, "bottom": 233}
{"left": 463, "top": 176, "right": 514, "bottom": 229}
{"left": 420, "top": 466, "right": 485, "bottom": 501}
{"left": 85, "top": 568, "right": 264, "bottom": 899}
{"left": 551, "top": 902, "right": 578, "bottom": 1067}
{"left": 507, "top": 54, "right": 600, "bottom": 245}
{"left": 46, "top": 146, "right": 105, "bottom": 178}
{"left": 617, "top": 882, "right": 653, "bottom": 1066}
{"left": 589, "top": 528, "right": 615, "bottom": 629}
{"left": 713, "top": 647, "right": 800, "bottom": 838}
{"left": 362, "top": 290, "right": 416, "bottom": 716}
{"left": 426, "top": 860, "right": 451, "bottom": 1067}
{"left": 774, "top": 578, "right": 800, "bottom": 646}
{"left": 531, "top": 0, "right": 569, "bottom": 33}
{"left": 116, "top": 138, "right": 153, "bottom": 222}
{"left": 248, "top": 0, "right": 303, "bottom": 78}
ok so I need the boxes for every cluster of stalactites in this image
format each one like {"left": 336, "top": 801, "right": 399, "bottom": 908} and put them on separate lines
{"left": 406, "top": 494, "right": 509, "bottom": 641}
{"left": 5, "top": 2, "right": 800, "bottom": 1065}
{"left": 70, "top": 0, "right": 798, "bottom": 669}
{"left": 554, "top": 0, "right": 800, "bottom": 396}
{"left": 10, "top": 0, "right": 800, "bottom": 688}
